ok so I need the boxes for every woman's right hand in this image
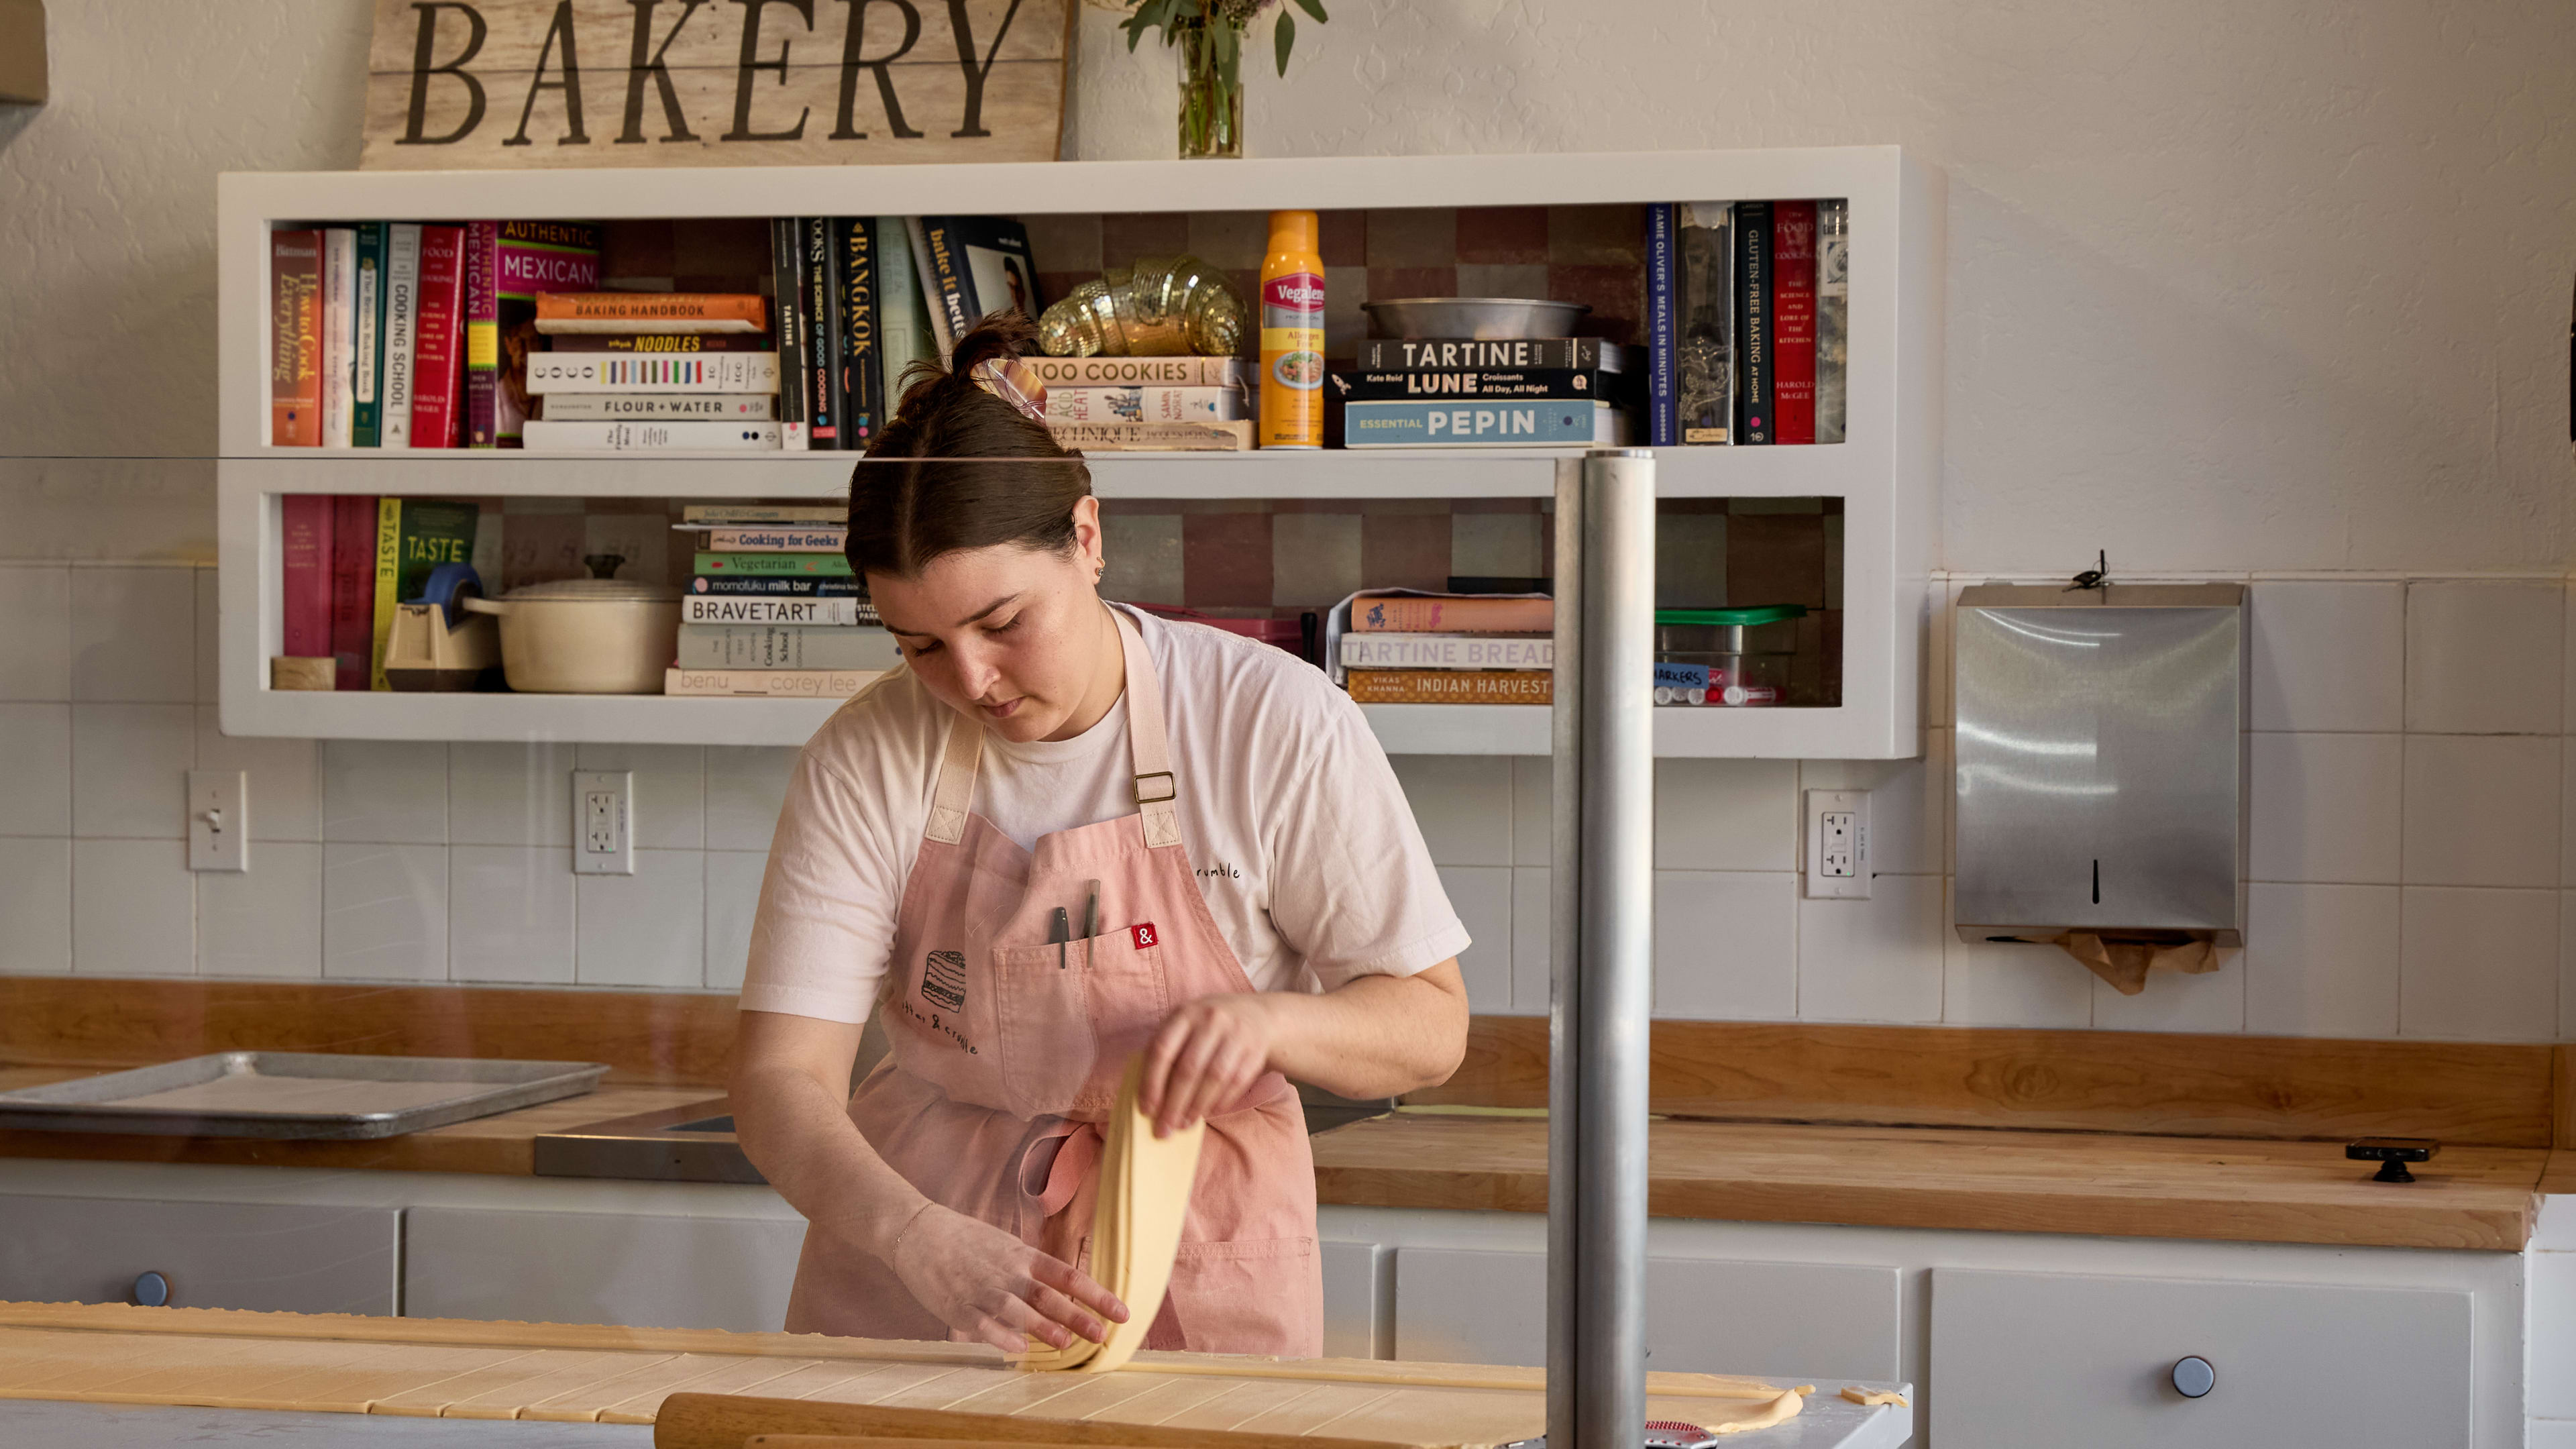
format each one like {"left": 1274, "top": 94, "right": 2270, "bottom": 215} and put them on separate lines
{"left": 885, "top": 1204, "right": 1130, "bottom": 1353}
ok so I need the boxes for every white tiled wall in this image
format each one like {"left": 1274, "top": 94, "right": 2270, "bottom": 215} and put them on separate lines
{"left": 3, "top": 561, "right": 2569, "bottom": 1038}
{"left": 2533, "top": 1194, "right": 2576, "bottom": 1444}
{"left": 0, "top": 562, "right": 794, "bottom": 992}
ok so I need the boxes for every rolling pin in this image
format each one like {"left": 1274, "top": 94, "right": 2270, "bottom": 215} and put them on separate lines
{"left": 653, "top": 1395, "right": 1432, "bottom": 1449}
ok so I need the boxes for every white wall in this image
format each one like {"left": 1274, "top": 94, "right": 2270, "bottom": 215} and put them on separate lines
{"left": 2, "top": 1, "right": 2572, "bottom": 1036}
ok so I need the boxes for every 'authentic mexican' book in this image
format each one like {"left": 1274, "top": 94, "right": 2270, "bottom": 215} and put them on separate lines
{"left": 835, "top": 217, "right": 883, "bottom": 449}
{"left": 321, "top": 228, "right": 357, "bottom": 448}
{"left": 1345, "top": 669, "right": 1552, "bottom": 704}
{"left": 676, "top": 625, "right": 902, "bottom": 672}
{"left": 280, "top": 495, "right": 333, "bottom": 659}
{"left": 665, "top": 667, "right": 885, "bottom": 698}
{"left": 1350, "top": 596, "right": 1554, "bottom": 634}
{"left": 683, "top": 502, "right": 845, "bottom": 525}
{"left": 1342, "top": 400, "right": 1631, "bottom": 448}
{"left": 1340, "top": 633, "right": 1554, "bottom": 671}
{"left": 328, "top": 494, "right": 378, "bottom": 690}
{"left": 369, "top": 498, "right": 480, "bottom": 689}
{"left": 532, "top": 292, "right": 765, "bottom": 334}
{"left": 269, "top": 229, "right": 323, "bottom": 447}
{"left": 524, "top": 354, "right": 784, "bottom": 394}
{"left": 1353, "top": 338, "right": 1628, "bottom": 372}
{"left": 1816, "top": 198, "right": 1849, "bottom": 444}
{"left": 352, "top": 223, "right": 386, "bottom": 447}
{"left": 536, "top": 394, "right": 775, "bottom": 421}
{"left": 1043, "top": 386, "right": 1247, "bottom": 423}
{"left": 769, "top": 217, "right": 809, "bottom": 449}
{"left": 1770, "top": 201, "right": 1818, "bottom": 445}
{"left": 409, "top": 225, "right": 468, "bottom": 449}
{"left": 696, "top": 550, "right": 855, "bottom": 577}
{"left": 683, "top": 595, "right": 873, "bottom": 626}
{"left": 1328, "top": 368, "right": 1630, "bottom": 403}
{"left": 1674, "top": 201, "right": 1735, "bottom": 445}
{"left": 1733, "top": 200, "right": 1774, "bottom": 445}
{"left": 520, "top": 421, "right": 782, "bottom": 451}
{"left": 468, "top": 221, "right": 604, "bottom": 447}
{"left": 1024, "top": 356, "right": 1248, "bottom": 388}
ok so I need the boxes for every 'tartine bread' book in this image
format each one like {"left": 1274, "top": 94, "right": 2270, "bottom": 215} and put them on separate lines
{"left": 1340, "top": 633, "right": 1554, "bottom": 670}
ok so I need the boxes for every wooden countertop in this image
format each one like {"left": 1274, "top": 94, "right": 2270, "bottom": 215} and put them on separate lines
{"left": 1309, "top": 1114, "right": 2548, "bottom": 1252}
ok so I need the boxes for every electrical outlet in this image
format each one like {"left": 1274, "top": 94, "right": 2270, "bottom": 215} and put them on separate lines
{"left": 1803, "top": 788, "right": 1870, "bottom": 899}
{"left": 573, "top": 770, "right": 634, "bottom": 875}
{"left": 186, "top": 770, "right": 249, "bottom": 873}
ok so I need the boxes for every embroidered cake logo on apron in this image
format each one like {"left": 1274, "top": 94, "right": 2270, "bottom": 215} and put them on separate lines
{"left": 921, "top": 949, "right": 967, "bottom": 1011}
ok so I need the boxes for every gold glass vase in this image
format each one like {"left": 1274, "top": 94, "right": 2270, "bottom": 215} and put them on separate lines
{"left": 1176, "top": 20, "right": 1243, "bottom": 160}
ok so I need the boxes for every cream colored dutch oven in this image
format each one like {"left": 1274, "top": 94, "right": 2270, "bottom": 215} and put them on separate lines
{"left": 460, "top": 570, "right": 682, "bottom": 694}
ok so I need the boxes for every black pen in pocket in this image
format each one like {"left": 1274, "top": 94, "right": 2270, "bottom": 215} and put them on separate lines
{"left": 1049, "top": 906, "right": 1071, "bottom": 969}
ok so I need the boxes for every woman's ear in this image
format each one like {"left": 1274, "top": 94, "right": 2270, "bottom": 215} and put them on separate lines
{"left": 1072, "top": 495, "right": 1106, "bottom": 582}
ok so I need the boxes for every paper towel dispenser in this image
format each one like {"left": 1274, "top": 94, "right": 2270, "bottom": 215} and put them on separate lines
{"left": 1951, "top": 583, "right": 2245, "bottom": 945}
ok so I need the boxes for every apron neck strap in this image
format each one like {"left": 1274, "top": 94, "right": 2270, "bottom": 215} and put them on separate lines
{"left": 922, "top": 605, "right": 1182, "bottom": 849}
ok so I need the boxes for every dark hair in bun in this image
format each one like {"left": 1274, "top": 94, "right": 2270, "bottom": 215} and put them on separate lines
{"left": 845, "top": 310, "right": 1091, "bottom": 580}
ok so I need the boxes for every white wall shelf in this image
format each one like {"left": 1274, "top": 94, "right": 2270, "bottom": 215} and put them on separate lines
{"left": 217, "top": 147, "right": 1941, "bottom": 758}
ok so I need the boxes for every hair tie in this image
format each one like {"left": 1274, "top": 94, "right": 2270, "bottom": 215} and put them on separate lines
{"left": 971, "top": 356, "right": 1048, "bottom": 425}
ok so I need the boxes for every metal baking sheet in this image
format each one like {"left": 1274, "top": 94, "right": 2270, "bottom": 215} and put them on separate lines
{"left": 0, "top": 1053, "right": 608, "bottom": 1140}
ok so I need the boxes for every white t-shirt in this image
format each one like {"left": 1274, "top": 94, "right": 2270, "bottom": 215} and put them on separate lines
{"left": 741, "top": 605, "right": 1469, "bottom": 1024}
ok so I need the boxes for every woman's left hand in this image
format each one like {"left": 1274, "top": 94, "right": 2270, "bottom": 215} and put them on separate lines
{"left": 1138, "top": 994, "right": 1282, "bottom": 1137}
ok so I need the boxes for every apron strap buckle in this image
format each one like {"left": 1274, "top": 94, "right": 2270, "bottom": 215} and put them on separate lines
{"left": 1134, "top": 770, "right": 1177, "bottom": 806}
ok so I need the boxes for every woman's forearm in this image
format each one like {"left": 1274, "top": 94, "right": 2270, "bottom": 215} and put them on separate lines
{"left": 729, "top": 1014, "right": 926, "bottom": 1262}
{"left": 1262, "top": 961, "right": 1470, "bottom": 1100}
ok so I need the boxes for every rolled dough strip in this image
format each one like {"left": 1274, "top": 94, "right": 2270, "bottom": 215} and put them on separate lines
{"left": 1838, "top": 1387, "right": 1907, "bottom": 1407}
{"left": 1021, "top": 1057, "right": 1204, "bottom": 1375}
{"left": 1706, "top": 1389, "right": 1805, "bottom": 1435}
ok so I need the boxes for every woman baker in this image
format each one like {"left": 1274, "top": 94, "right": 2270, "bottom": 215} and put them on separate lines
{"left": 731, "top": 315, "right": 1472, "bottom": 1357}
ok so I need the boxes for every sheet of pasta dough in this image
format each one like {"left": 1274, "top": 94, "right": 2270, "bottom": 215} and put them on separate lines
{"left": 1020, "top": 1057, "right": 1203, "bottom": 1374}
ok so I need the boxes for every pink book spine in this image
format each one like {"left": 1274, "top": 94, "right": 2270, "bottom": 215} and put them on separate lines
{"left": 280, "top": 494, "right": 332, "bottom": 658}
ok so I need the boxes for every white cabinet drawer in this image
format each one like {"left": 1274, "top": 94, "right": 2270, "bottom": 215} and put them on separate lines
{"left": 405, "top": 1207, "right": 804, "bottom": 1332}
{"left": 1322, "top": 1239, "right": 1388, "bottom": 1359}
{"left": 0, "top": 1193, "right": 397, "bottom": 1315}
{"left": 1931, "top": 1268, "right": 2471, "bottom": 1448}
{"left": 1393, "top": 1246, "right": 1900, "bottom": 1381}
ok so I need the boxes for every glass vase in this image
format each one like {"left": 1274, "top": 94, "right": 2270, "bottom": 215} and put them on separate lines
{"left": 1176, "top": 21, "right": 1243, "bottom": 160}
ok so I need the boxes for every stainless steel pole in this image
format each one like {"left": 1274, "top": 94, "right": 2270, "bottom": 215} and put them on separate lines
{"left": 1547, "top": 449, "right": 1656, "bottom": 1449}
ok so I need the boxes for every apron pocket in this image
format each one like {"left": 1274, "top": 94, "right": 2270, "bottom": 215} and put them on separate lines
{"left": 989, "top": 942, "right": 1099, "bottom": 1118}
{"left": 1161, "top": 1236, "right": 1320, "bottom": 1358}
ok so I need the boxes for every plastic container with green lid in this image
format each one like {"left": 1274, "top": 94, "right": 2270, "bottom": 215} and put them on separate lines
{"left": 1653, "top": 604, "right": 1807, "bottom": 707}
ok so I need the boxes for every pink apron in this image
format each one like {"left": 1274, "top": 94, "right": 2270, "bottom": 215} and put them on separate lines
{"left": 784, "top": 610, "right": 1323, "bottom": 1356}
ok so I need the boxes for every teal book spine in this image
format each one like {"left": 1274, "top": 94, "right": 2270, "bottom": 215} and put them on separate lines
{"left": 352, "top": 223, "right": 386, "bottom": 447}
{"left": 1342, "top": 399, "right": 1623, "bottom": 447}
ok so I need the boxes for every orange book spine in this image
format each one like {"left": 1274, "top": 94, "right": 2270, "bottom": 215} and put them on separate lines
{"left": 269, "top": 229, "right": 323, "bottom": 446}
{"left": 1346, "top": 669, "right": 1552, "bottom": 704}
{"left": 535, "top": 293, "right": 769, "bottom": 328}
{"left": 1348, "top": 596, "right": 1556, "bottom": 633}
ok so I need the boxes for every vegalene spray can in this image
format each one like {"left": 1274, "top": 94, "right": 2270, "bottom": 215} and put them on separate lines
{"left": 1258, "top": 210, "right": 1325, "bottom": 449}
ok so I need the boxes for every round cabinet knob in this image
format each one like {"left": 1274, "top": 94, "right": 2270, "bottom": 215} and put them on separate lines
{"left": 2170, "top": 1355, "right": 2216, "bottom": 1399}
{"left": 131, "top": 1271, "right": 170, "bottom": 1307}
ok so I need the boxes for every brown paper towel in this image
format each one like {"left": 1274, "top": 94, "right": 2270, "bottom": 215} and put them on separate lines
{"left": 2045, "top": 931, "right": 2223, "bottom": 995}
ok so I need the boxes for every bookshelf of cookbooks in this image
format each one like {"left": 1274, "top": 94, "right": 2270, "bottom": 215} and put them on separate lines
{"left": 215, "top": 147, "right": 1941, "bottom": 757}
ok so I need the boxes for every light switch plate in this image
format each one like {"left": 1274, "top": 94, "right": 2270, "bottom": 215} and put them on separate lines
{"left": 1803, "top": 788, "right": 1870, "bottom": 899}
{"left": 187, "top": 769, "right": 249, "bottom": 873}
{"left": 573, "top": 770, "right": 634, "bottom": 875}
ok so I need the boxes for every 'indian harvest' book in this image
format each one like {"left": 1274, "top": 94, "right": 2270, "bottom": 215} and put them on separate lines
{"left": 1345, "top": 670, "right": 1552, "bottom": 704}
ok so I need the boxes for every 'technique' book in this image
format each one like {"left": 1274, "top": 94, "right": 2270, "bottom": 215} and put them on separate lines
{"left": 1770, "top": 200, "right": 1818, "bottom": 446}
{"left": 1352, "top": 338, "right": 1629, "bottom": 372}
{"left": 519, "top": 421, "right": 782, "bottom": 451}
{"left": 1344, "top": 669, "right": 1552, "bottom": 705}
{"left": 532, "top": 292, "right": 765, "bottom": 334}
{"left": 1043, "top": 420, "right": 1253, "bottom": 451}
{"left": 269, "top": 229, "right": 323, "bottom": 447}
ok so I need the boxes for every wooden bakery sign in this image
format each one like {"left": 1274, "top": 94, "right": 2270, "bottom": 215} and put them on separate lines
{"left": 360, "top": 0, "right": 1069, "bottom": 169}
